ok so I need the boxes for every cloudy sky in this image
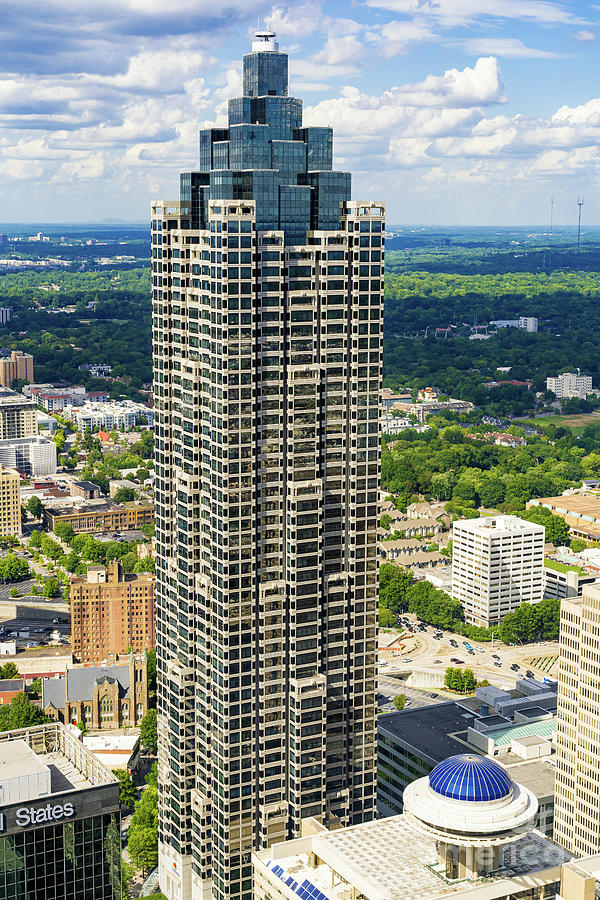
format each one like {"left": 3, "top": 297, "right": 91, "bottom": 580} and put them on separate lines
{"left": 1, "top": 0, "right": 599, "bottom": 225}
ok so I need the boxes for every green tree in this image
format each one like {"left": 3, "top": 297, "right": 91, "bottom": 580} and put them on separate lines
{"left": 27, "top": 678, "right": 41, "bottom": 698}
{"left": 64, "top": 550, "right": 81, "bottom": 573}
{"left": 114, "top": 487, "right": 136, "bottom": 503}
{"left": 570, "top": 539, "right": 587, "bottom": 553}
{"left": 0, "top": 662, "right": 19, "bottom": 679}
{"left": 127, "top": 827, "right": 158, "bottom": 876}
{"left": 147, "top": 649, "right": 156, "bottom": 699}
{"left": 0, "top": 693, "right": 48, "bottom": 731}
{"left": 53, "top": 429, "right": 66, "bottom": 453}
{"left": 444, "top": 667, "right": 462, "bottom": 691}
{"left": 392, "top": 694, "right": 406, "bottom": 710}
{"left": 113, "top": 769, "right": 137, "bottom": 810}
{"left": 379, "top": 606, "right": 396, "bottom": 627}
{"left": 380, "top": 513, "right": 393, "bottom": 530}
{"left": 462, "top": 668, "right": 476, "bottom": 693}
{"left": 518, "top": 507, "right": 570, "bottom": 547}
{"left": 43, "top": 576, "right": 61, "bottom": 598}
{"left": 26, "top": 497, "right": 43, "bottom": 519}
{"left": 53, "top": 522, "right": 75, "bottom": 543}
{"left": 140, "top": 709, "right": 157, "bottom": 754}
{"left": 379, "top": 564, "right": 413, "bottom": 613}
{"left": 29, "top": 529, "right": 43, "bottom": 548}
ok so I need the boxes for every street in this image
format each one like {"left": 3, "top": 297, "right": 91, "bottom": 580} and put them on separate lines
{"left": 378, "top": 614, "right": 559, "bottom": 692}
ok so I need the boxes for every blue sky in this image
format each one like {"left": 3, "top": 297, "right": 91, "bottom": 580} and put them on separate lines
{"left": 1, "top": 0, "right": 599, "bottom": 225}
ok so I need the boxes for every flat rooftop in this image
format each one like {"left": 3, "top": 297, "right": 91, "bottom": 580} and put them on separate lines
{"left": 378, "top": 701, "right": 476, "bottom": 762}
{"left": 530, "top": 496, "right": 600, "bottom": 517}
{"left": 453, "top": 515, "right": 544, "bottom": 535}
{"left": 503, "top": 758, "right": 555, "bottom": 800}
{"left": 0, "top": 723, "right": 118, "bottom": 795}
{"left": 264, "top": 816, "right": 570, "bottom": 900}
{"left": 0, "top": 739, "right": 48, "bottom": 780}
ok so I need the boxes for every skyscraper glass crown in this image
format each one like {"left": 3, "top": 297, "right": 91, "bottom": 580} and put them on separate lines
{"left": 180, "top": 29, "right": 351, "bottom": 243}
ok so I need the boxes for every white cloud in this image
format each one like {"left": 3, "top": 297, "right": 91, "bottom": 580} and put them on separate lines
{"left": 459, "top": 37, "right": 563, "bottom": 58}
{"left": 573, "top": 29, "right": 596, "bottom": 41}
{"left": 373, "top": 19, "right": 437, "bottom": 57}
{"left": 313, "top": 35, "right": 363, "bottom": 66}
{"left": 364, "top": 0, "right": 586, "bottom": 27}
{"left": 266, "top": 3, "right": 324, "bottom": 37}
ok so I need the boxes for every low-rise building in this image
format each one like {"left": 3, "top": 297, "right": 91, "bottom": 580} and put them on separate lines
{"left": 0, "top": 722, "right": 121, "bottom": 899}
{"left": 70, "top": 479, "right": 102, "bottom": 500}
{"left": 70, "top": 561, "right": 155, "bottom": 664}
{"left": 252, "top": 801, "right": 577, "bottom": 900}
{"left": 410, "top": 399, "right": 474, "bottom": 423}
{"left": 66, "top": 400, "right": 154, "bottom": 432}
{"left": 41, "top": 655, "right": 148, "bottom": 730}
{"left": 378, "top": 538, "right": 423, "bottom": 559}
{"left": 527, "top": 495, "right": 600, "bottom": 541}
{"left": 0, "top": 435, "right": 57, "bottom": 476}
{"left": 489, "top": 432, "right": 527, "bottom": 448}
{"left": 377, "top": 697, "right": 556, "bottom": 837}
{"left": 519, "top": 316, "right": 538, "bottom": 332}
{"left": 543, "top": 560, "right": 598, "bottom": 600}
{"left": 380, "top": 413, "right": 412, "bottom": 434}
{"left": 109, "top": 478, "right": 138, "bottom": 498}
{"left": 0, "top": 677, "right": 25, "bottom": 704}
{"left": 546, "top": 372, "right": 593, "bottom": 400}
{"left": 43, "top": 498, "right": 154, "bottom": 534}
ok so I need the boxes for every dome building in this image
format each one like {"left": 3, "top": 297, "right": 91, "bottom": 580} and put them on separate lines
{"left": 403, "top": 754, "right": 539, "bottom": 881}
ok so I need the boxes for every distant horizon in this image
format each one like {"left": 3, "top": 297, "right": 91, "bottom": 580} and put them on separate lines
{"left": 1, "top": 221, "right": 600, "bottom": 231}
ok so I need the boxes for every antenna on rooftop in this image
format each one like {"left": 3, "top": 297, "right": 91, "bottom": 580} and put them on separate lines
{"left": 548, "top": 195, "right": 554, "bottom": 271}
{"left": 577, "top": 196, "right": 584, "bottom": 263}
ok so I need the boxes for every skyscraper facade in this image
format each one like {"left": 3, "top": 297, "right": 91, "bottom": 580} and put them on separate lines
{"left": 152, "top": 30, "right": 384, "bottom": 900}
{"left": 554, "top": 584, "right": 600, "bottom": 855}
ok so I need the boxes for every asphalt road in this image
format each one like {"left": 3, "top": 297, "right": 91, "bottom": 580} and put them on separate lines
{"left": 379, "top": 615, "right": 559, "bottom": 691}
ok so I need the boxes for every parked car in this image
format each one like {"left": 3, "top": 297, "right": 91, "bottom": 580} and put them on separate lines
{"left": 526, "top": 670, "right": 535, "bottom": 678}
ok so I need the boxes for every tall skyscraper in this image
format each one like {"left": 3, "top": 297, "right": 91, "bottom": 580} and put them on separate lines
{"left": 152, "top": 29, "right": 384, "bottom": 900}
{"left": 554, "top": 584, "right": 600, "bottom": 855}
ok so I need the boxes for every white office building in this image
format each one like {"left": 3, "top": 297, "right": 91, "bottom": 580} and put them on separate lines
{"left": 452, "top": 516, "right": 545, "bottom": 627}
{"left": 519, "top": 316, "right": 538, "bottom": 332}
{"left": 0, "top": 436, "right": 57, "bottom": 476}
{"left": 546, "top": 373, "right": 593, "bottom": 400}
{"left": 65, "top": 401, "right": 154, "bottom": 432}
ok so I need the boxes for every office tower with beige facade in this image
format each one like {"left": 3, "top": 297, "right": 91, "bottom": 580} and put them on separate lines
{"left": 554, "top": 583, "right": 600, "bottom": 855}
{"left": 0, "top": 463, "right": 21, "bottom": 537}
{"left": 70, "top": 561, "right": 155, "bottom": 664}
{"left": 0, "top": 349, "right": 34, "bottom": 387}
{"left": 452, "top": 516, "right": 545, "bottom": 627}
{"left": 153, "top": 29, "right": 383, "bottom": 900}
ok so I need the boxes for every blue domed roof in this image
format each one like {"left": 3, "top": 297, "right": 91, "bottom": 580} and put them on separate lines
{"left": 428, "top": 754, "right": 513, "bottom": 802}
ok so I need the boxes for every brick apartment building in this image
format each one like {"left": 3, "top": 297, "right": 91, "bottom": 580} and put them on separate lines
{"left": 44, "top": 499, "right": 154, "bottom": 533}
{"left": 0, "top": 351, "right": 33, "bottom": 388}
{"left": 70, "top": 561, "right": 155, "bottom": 664}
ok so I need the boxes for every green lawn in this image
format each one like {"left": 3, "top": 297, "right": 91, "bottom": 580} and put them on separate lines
{"left": 518, "top": 413, "right": 600, "bottom": 434}
{"left": 544, "top": 558, "right": 584, "bottom": 575}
